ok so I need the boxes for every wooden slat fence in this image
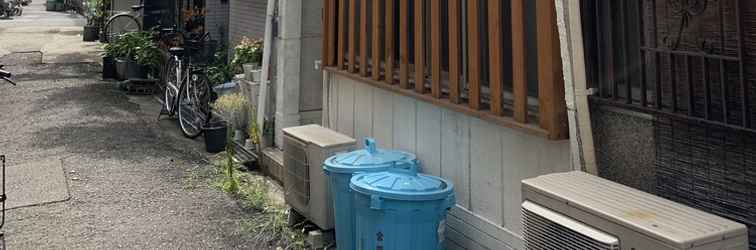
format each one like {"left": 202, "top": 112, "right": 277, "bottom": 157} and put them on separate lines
{"left": 322, "top": 0, "right": 568, "bottom": 139}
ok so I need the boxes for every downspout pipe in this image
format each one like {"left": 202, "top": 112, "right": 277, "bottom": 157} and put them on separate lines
{"left": 256, "top": 0, "right": 276, "bottom": 146}
{"left": 554, "top": 0, "right": 598, "bottom": 174}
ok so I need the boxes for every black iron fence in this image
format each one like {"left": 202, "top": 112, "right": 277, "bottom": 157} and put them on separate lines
{"left": 582, "top": 0, "right": 756, "bottom": 132}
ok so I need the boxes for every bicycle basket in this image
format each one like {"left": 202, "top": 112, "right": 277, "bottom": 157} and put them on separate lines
{"left": 187, "top": 40, "right": 218, "bottom": 65}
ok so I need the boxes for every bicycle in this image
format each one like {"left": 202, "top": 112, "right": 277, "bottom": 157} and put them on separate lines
{"left": 103, "top": 0, "right": 144, "bottom": 43}
{"left": 0, "top": 65, "right": 16, "bottom": 86}
{"left": 162, "top": 33, "right": 213, "bottom": 138}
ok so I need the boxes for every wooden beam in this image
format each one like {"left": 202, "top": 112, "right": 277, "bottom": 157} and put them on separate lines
{"left": 384, "top": 0, "right": 395, "bottom": 84}
{"left": 536, "top": 0, "right": 568, "bottom": 139}
{"left": 467, "top": 0, "right": 481, "bottom": 110}
{"left": 414, "top": 0, "right": 426, "bottom": 93}
{"left": 399, "top": 0, "right": 410, "bottom": 88}
{"left": 327, "top": 0, "right": 337, "bottom": 66}
{"left": 360, "top": 0, "right": 369, "bottom": 76}
{"left": 430, "top": 0, "right": 442, "bottom": 98}
{"left": 321, "top": 0, "right": 331, "bottom": 66}
{"left": 348, "top": 0, "right": 357, "bottom": 73}
{"left": 337, "top": 0, "right": 346, "bottom": 69}
{"left": 512, "top": 0, "right": 527, "bottom": 122}
{"left": 488, "top": 0, "right": 503, "bottom": 115}
{"left": 448, "top": 0, "right": 461, "bottom": 103}
{"left": 372, "top": 0, "right": 382, "bottom": 81}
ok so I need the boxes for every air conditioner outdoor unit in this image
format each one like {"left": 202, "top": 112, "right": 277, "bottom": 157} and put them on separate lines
{"left": 282, "top": 125, "right": 355, "bottom": 230}
{"left": 522, "top": 171, "right": 748, "bottom": 250}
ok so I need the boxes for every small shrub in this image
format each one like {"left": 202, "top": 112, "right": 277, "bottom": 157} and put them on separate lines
{"left": 212, "top": 93, "right": 250, "bottom": 130}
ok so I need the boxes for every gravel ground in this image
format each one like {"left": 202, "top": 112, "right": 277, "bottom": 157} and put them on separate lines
{"left": 0, "top": 3, "right": 268, "bottom": 249}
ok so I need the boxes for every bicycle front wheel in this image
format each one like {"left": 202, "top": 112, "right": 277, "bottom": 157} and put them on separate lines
{"left": 177, "top": 72, "right": 212, "bottom": 138}
{"left": 105, "top": 14, "right": 141, "bottom": 43}
{"left": 163, "top": 57, "right": 180, "bottom": 114}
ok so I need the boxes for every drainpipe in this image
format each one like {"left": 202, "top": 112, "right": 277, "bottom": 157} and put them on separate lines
{"left": 554, "top": 0, "right": 597, "bottom": 174}
{"left": 256, "top": 0, "right": 276, "bottom": 147}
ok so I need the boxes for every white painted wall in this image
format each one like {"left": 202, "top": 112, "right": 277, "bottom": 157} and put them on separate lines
{"left": 324, "top": 72, "right": 572, "bottom": 250}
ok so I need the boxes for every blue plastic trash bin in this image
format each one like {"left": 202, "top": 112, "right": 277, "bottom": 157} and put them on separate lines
{"left": 350, "top": 162, "right": 455, "bottom": 250}
{"left": 323, "top": 138, "right": 416, "bottom": 250}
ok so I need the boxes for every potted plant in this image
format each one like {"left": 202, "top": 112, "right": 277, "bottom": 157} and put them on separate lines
{"left": 211, "top": 93, "right": 250, "bottom": 143}
{"left": 231, "top": 37, "right": 263, "bottom": 82}
{"left": 101, "top": 42, "right": 119, "bottom": 80}
{"left": 107, "top": 31, "right": 161, "bottom": 80}
{"left": 204, "top": 117, "right": 228, "bottom": 153}
{"left": 83, "top": 0, "right": 104, "bottom": 42}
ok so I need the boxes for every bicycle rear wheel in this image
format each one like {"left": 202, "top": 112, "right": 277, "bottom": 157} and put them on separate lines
{"left": 177, "top": 72, "right": 212, "bottom": 138}
{"left": 105, "top": 14, "right": 141, "bottom": 43}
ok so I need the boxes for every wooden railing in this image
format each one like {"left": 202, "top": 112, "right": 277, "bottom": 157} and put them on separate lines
{"left": 322, "top": 0, "right": 568, "bottom": 140}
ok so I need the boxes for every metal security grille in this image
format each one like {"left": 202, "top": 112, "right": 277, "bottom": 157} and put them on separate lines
{"left": 655, "top": 116, "right": 756, "bottom": 249}
{"left": 582, "top": 0, "right": 756, "bottom": 132}
{"left": 522, "top": 201, "right": 620, "bottom": 250}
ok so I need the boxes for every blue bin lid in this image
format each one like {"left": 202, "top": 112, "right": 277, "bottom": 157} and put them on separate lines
{"left": 323, "top": 138, "right": 417, "bottom": 174}
{"left": 350, "top": 162, "right": 455, "bottom": 201}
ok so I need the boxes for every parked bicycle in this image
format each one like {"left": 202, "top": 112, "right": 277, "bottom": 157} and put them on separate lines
{"left": 103, "top": 0, "right": 143, "bottom": 43}
{"left": 162, "top": 32, "right": 213, "bottom": 138}
{"left": 0, "top": 65, "right": 16, "bottom": 86}
{"left": 0, "top": 0, "right": 21, "bottom": 18}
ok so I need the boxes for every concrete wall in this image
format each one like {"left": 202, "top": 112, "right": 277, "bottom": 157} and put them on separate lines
{"left": 591, "top": 106, "right": 657, "bottom": 193}
{"left": 205, "top": 0, "right": 229, "bottom": 47}
{"left": 325, "top": 73, "right": 573, "bottom": 250}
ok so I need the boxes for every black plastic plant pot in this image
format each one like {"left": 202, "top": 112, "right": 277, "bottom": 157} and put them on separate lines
{"left": 102, "top": 56, "right": 116, "bottom": 80}
{"left": 83, "top": 25, "right": 99, "bottom": 42}
{"left": 115, "top": 58, "right": 127, "bottom": 81}
{"left": 125, "top": 60, "right": 147, "bottom": 79}
{"left": 204, "top": 121, "right": 228, "bottom": 153}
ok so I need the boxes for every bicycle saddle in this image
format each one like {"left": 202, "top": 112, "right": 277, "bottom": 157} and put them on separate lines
{"left": 168, "top": 47, "right": 185, "bottom": 54}
{"left": 130, "top": 4, "right": 143, "bottom": 11}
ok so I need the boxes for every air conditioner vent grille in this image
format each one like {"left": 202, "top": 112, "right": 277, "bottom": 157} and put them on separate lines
{"left": 523, "top": 201, "right": 620, "bottom": 250}
{"left": 283, "top": 135, "right": 310, "bottom": 211}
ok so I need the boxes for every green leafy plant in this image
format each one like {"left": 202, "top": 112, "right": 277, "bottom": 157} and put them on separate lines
{"left": 248, "top": 109, "right": 261, "bottom": 147}
{"left": 103, "top": 31, "right": 161, "bottom": 70}
{"left": 85, "top": 0, "right": 106, "bottom": 26}
{"left": 230, "top": 37, "right": 263, "bottom": 73}
{"left": 207, "top": 46, "right": 234, "bottom": 85}
{"left": 222, "top": 138, "right": 239, "bottom": 194}
{"left": 211, "top": 93, "right": 250, "bottom": 130}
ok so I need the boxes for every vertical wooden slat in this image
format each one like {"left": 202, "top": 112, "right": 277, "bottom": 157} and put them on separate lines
{"left": 372, "top": 0, "right": 382, "bottom": 81}
{"left": 321, "top": 0, "right": 331, "bottom": 66}
{"left": 536, "top": 0, "right": 568, "bottom": 139}
{"left": 327, "top": 0, "right": 337, "bottom": 66}
{"left": 467, "top": 0, "right": 481, "bottom": 110}
{"left": 488, "top": 0, "right": 503, "bottom": 115}
{"left": 399, "top": 0, "right": 410, "bottom": 88}
{"left": 385, "top": 0, "right": 395, "bottom": 84}
{"left": 448, "top": 0, "right": 461, "bottom": 103}
{"left": 360, "top": 0, "right": 369, "bottom": 76}
{"left": 414, "top": 0, "right": 426, "bottom": 93}
{"left": 511, "top": 0, "right": 527, "bottom": 122}
{"left": 430, "top": 0, "right": 442, "bottom": 98}
{"left": 348, "top": 0, "right": 357, "bottom": 72}
{"left": 337, "top": 0, "right": 346, "bottom": 69}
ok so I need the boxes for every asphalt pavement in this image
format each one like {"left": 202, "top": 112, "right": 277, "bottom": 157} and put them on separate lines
{"left": 0, "top": 2, "right": 262, "bottom": 249}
